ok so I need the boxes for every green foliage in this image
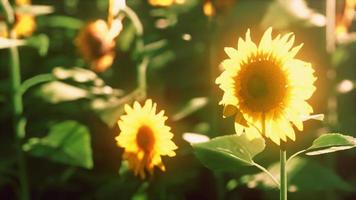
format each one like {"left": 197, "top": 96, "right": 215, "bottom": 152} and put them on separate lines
{"left": 192, "top": 133, "right": 265, "bottom": 170}
{"left": 0, "top": 0, "right": 355, "bottom": 199}
{"left": 26, "top": 34, "right": 50, "bottom": 56}
{"left": 240, "top": 157, "right": 354, "bottom": 192}
{"left": 37, "top": 15, "right": 83, "bottom": 29}
{"left": 23, "top": 120, "right": 93, "bottom": 169}
{"left": 172, "top": 97, "right": 208, "bottom": 121}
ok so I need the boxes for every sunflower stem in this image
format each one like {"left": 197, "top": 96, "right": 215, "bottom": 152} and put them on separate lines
{"left": 280, "top": 142, "right": 287, "bottom": 200}
{"left": 0, "top": 0, "right": 29, "bottom": 199}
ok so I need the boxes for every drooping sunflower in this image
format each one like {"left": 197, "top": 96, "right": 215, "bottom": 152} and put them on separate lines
{"left": 116, "top": 99, "right": 178, "bottom": 178}
{"left": 216, "top": 28, "right": 316, "bottom": 145}
{"left": 75, "top": 19, "right": 119, "bottom": 72}
{"left": 75, "top": 0, "right": 124, "bottom": 72}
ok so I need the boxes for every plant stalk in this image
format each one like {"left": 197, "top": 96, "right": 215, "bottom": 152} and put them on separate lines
{"left": 280, "top": 142, "right": 287, "bottom": 200}
{"left": 1, "top": 0, "right": 30, "bottom": 199}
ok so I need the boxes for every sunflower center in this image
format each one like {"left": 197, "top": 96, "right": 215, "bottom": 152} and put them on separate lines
{"left": 236, "top": 59, "right": 287, "bottom": 112}
{"left": 136, "top": 125, "right": 155, "bottom": 153}
{"left": 246, "top": 74, "right": 268, "bottom": 98}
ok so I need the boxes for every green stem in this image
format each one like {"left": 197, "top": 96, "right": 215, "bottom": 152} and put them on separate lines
{"left": 20, "top": 74, "right": 54, "bottom": 95}
{"left": 11, "top": 43, "right": 29, "bottom": 200}
{"left": 252, "top": 162, "right": 280, "bottom": 189}
{"left": 286, "top": 149, "right": 306, "bottom": 165}
{"left": 1, "top": 0, "right": 29, "bottom": 199}
{"left": 123, "top": 6, "right": 148, "bottom": 100}
{"left": 280, "top": 143, "right": 287, "bottom": 200}
{"left": 123, "top": 6, "right": 143, "bottom": 36}
{"left": 137, "top": 57, "right": 149, "bottom": 98}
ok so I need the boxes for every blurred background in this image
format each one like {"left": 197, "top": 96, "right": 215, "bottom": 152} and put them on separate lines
{"left": 0, "top": 0, "right": 355, "bottom": 199}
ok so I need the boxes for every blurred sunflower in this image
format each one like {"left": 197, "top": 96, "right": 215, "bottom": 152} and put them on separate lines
{"left": 203, "top": 0, "right": 215, "bottom": 17}
{"left": 13, "top": 0, "right": 36, "bottom": 37}
{"left": 0, "top": 0, "right": 36, "bottom": 38}
{"left": 335, "top": 0, "right": 356, "bottom": 37}
{"left": 116, "top": 99, "right": 177, "bottom": 179}
{"left": 216, "top": 28, "right": 316, "bottom": 145}
{"left": 75, "top": 0, "right": 124, "bottom": 72}
{"left": 148, "top": 0, "right": 185, "bottom": 7}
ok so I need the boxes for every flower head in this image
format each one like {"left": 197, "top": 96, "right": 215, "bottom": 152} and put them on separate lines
{"left": 0, "top": 0, "right": 36, "bottom": 38}
{"left": 216, "top": 28, "right": 316, "bottom": 145}
{"left": 75, "top": 0, "right": 124, "bottom": 72}
{"left": 75, "top": 19, "right": 120, "bottom": 72}
{"left": 116, "top": 99, "right": 178, "bottom": 178}
{"left": 13, "top": 14, "right": 36, "bottom": 38}
{"left": 148, "top": 0, "right": 185, "bottom": 7}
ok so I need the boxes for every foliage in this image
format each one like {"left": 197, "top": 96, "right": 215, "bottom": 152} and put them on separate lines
{"left": 0, "top": 0, "right": 355, "bottom": 199}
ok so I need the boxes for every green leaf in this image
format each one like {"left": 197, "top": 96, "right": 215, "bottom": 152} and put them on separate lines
{"left": 52, "top": 67, "right": 100, "bottom": 84}
{"left": 149, "top": 50, "right": 176, "bottom": 69}
{"left": 192, "top": 133, "right": 265, "bottom": 171}
{"left": 38, "top": 81, "right": 88, "bottom": 103}
{"left": 90, "top": 90, "right": 143, "bottom": 127}
{"left": 240, "top": 158, "right": 354, "bottom": 191}
{"left": 37, "top": 15, "right": 84, "bottom": 29}
{"left": 117, "top": 23, "right": 136, "bottom": 52}
{"left": 172, "top": 97, "right": 208, "bottom": 121}
{"left": 26, "top": 34, "right": 50, "bottom": 56}
{"left": 15, "top": 5, "right": 54, "bottom": 16}
{"left": 305, "top": 133, "right": 356, "bottom": 156}
{"left": 23, "top": 120, "right": 93, "bottom": 169}
{"left": 261, "top": 0, "right": 325, "bottom": 29}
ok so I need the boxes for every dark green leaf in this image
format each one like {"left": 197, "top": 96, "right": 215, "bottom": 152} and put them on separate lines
{"left": 37, "top": 15, "right": 84, "bottom": 29}
{"left": 23, "top": 120, "right": 93, "bottom": 169}
{"left": 192, "top": 133, "right": 265, "bottom": 171}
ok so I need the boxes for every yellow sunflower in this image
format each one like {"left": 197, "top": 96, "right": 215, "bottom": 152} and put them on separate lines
{"left": 13, "top": 0, "right": 36, "bottom": 38}
{"left": 148, "top": 0, "right": 185, "bottom": 7}
{"left": 216, "top": 28, "right": 316, "bottom": 145}
{"left": 116, "top": 99, "right": 178, "bottom": 178}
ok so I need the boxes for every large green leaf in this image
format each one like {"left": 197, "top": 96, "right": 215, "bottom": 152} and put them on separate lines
{"left": 240, "top": 158, "right": 354, "bottom": 191}
{"left": 192, "top": 133, "right": 265, "bottom": 171}
{"left": 305, "top": 133, "right": 356, "bottom": 156}
{"left": 23, "top": 121, "right": 93, "bottom": 169}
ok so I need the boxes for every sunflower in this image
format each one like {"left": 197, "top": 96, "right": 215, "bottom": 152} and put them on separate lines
{"left": 148, "top": 0, "right": 185, "bottom": 7}
{"left": 75, "top": 0, "right": 124, "bottom": 72}
{"left": 75, "top": 19, "right": 118, "bottom": 72}
{"left": 216, "top": 28, "right": 316, "bottom": 145}
{"left": 116, "top": 99, "right": 178, "bottom": 178}
{"left": 13, "top": 0, "right": 36, "bottom": 38}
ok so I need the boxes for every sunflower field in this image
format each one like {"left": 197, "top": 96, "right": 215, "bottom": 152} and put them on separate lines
{"left": 1, "top": 0, "right": 356, "bottom": 200}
